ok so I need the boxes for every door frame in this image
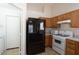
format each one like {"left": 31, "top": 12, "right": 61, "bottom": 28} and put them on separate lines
{"left": 8, "top": 3, "right": 27, "bottom": 55}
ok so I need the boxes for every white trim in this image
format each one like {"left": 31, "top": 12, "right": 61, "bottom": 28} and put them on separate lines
{"left": 57, "top": 20, "right": 71, "bottom": 24}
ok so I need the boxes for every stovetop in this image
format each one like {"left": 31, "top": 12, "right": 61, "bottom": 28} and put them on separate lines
{"left": 53, "top": 34, "right": 70, "bottom": 37}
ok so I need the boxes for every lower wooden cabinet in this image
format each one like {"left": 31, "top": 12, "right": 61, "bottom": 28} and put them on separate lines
{"left": 45, "top": 35, "right": 52, "bottom": 48}
{"left": 65, "top": 39, "right": 79, "bottom": 55}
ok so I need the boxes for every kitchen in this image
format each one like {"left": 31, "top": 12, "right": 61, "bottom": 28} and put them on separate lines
{"left": 26, "top": 3, "right": 79, "bottom": 55}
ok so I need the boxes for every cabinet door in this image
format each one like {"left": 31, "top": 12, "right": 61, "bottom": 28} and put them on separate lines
{"left": 66, "top": 48, "right": 75, "bottom": 55}
{"left": 45, "top": 35, "right": 52, "bottom": 47}
{"left": 76, "top": 42, "right": 79, "bottom": 54}
{"left": 58, "top": 15, "right": 64, "bottom": 21}
{"left": 45, "top": 35, "right": 49, "bottom": 47}
{"left": 49, "top": 35, "right": 52, "bottom": 48}
{"left": 51, "top": 17, "right": 58, "bottom": 28}
{"left": 71, "top": 10, "right": 79, "bottom": 28}
{"left": 63, "top": 13, "right": 71, "bottom": 20}
{"left": 45, "top": 18, "right": 51, "bottom": 28}
{"left": 66, "top": 39, "right": 76, "bottom": 55}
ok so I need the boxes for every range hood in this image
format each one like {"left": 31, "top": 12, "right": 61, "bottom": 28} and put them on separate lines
{"left": 57, "top": 20, "right": 71, "bottom": 24}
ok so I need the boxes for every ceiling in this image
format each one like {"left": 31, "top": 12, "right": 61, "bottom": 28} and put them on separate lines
{"left": 27, "top": 3, "right": 55, "bottom": 7}
{"left": 27, "top": 3, "right": 79, "bottom": 7}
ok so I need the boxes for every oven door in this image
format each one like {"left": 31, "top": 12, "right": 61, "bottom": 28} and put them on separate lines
{"left": 55, "top": 39, "right": 61, "bottom": 44}
{"left": 53, "top": 37, "right": 65, "bottom": 50}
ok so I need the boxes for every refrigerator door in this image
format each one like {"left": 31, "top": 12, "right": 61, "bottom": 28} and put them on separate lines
{"left": 40, "top": 22, "right": 44, "bottom": 30}
{"left": 26, "top": 18, "right": 45, "bottom": 55}
{"left": 37, "top": 20, "right": 45, "bottom": 34}
{"left": 28, "top": 24, "right": 33, "bottom": 33}
{"left": 27, "top": 19, "right": 37, "bottom": 34}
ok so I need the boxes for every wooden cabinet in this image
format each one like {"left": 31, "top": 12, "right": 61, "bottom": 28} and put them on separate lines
{"left": 45, "top": 35, "right": 52, "bottom": 48}
{"left": 45, "top": 18, "right": 52, "bottom": 28}
{"left": 49, "top": 35, "right": 52, "bottom": 47}
{"left": 70, "top": 10, "right": 79, "bottom": 28}
{"left": 65, "top": 39, "right": 79, "bottom": 55}
{"left": 63, "top": 13, "right": 71, "bottom": 20}
{"left": 58, "top": 15, "right": 64, "bottom": 21}
{"left": 45, "top": 9, "right": 79, "bottom": 28}
{"left": 51, "top": 17, "right": 58, "bottom": 28}
{"left": 55, "top": 9, "right": 79, "bottom": 28}
{"left": 58, "top": 13, "right": 71, "bottom": 21}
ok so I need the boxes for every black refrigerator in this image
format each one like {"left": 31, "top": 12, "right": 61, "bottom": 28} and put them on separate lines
{"left": 26, "top": 18, "right": 45, "bottom": 55}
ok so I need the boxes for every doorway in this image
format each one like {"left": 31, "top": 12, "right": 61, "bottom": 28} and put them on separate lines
{"left": 0, "top": 4, "right": 21, "bottom": 55}
{"left": 5, "top": 15, "right": 21, "bottom": 55}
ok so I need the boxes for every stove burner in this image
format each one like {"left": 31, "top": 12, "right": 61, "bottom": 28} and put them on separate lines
{"left": 54, "top": 34, "right": 70, "bottom": 37}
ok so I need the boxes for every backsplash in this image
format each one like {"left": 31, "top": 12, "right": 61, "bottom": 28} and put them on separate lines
{"left": 45, "top": 23, "right": 79, "bottom": 39}
{"left": 45, "top": 28, "right": 52, "bottom": 34}
{"left": 59, "top": 23, "right": 79, "bottom": 39}
{"left": 71, "top": 28, "right": 79, "bottom": 38}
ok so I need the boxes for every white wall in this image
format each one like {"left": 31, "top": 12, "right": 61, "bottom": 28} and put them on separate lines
{"left": 27, "top": 3, "right": 53, "bottom": 18}
{"left": 27, "top": 3, "right": 44, "bottom": 18}
{"left": 51, "top": 3, "right": 79, "bottom": 17}
{"left": 43, "top": 4, "right": 53, "bottom": 17}
{"left": 27, "top": 3, "right": 79, "bottom": 18}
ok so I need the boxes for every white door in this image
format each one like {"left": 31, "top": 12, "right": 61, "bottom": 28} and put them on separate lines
{"left": 6, "top": 15, "right": 20, "bottom": 49}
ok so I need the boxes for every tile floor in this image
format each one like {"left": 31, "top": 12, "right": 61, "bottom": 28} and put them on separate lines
{"left": 38, "top": 47, "right": 59, "bottom": 55}
{"left": 2, "top": 47, "right": 59, "bottom": 55}
{"left": 3, "top": 48, "right": 20, "bottom": 55}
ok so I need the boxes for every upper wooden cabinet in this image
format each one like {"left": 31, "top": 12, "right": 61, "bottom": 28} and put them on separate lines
{"left": 45, "top": 18, "right": 52, "bottom": 28}
{"left": 63, "top": 13, "right": 71, "bottom": 20}
{"left": 45, "top": 9, "right": 79, "bottom": 28}
{"left": 70, "top": 10, "right": 79, "bottom": 28}
{"left": 58, "top": 13, "right": 71, "bottom": 21}
{"left": 58, "top": 15, "right": 64, "bottom": 21}
{"left": 51, "top": 17, "right": 58, "bottom": 28}
{"left": 54, "top": 10, "right": 79, "bottom": 28}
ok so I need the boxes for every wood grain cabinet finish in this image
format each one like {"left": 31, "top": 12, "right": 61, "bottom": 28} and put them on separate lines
{"left": 65, "top": 39, "right": 79, "bottom": 55}
{"left": 63, "top": 13, "right": 71, "bottom": 20}
{"left": 58, "top": 15, "right": 64, "bottom": 21}
{"left": 45, "top": 9, "right": 79, "bottom": 28}
{"left": 51, "top": 17, "right": 58, "bottom": 28}
{"left": 45, "top": 18, "right": 52, "bottom": 28}
{"left": 54, "top": 10, "right": 79, "bottom": 28}
{"left": 45, "top": 35, "right": 52, "bottom": 48}
{"left": 70, "top": 10, "right": 79, "bottom": 28}
{"left": 49, "top": 35, "right": 52, "bottom": 48}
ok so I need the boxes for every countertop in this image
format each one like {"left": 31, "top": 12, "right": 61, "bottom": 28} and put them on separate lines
{"left": 45, "top": 34, "right": 52, "bottom": 36}
{"left": 52, "top": 34, "right": 79, "bottom": 42}
{"left": 66, "top": 37, "right": 79, "bottom": 42}
{"left": 46, "top": 34, "right": 79, "bottom": 42}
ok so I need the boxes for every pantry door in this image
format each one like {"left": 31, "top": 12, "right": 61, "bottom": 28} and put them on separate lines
{"left": 6, "top": 15, "right": 20, "bottom": 49}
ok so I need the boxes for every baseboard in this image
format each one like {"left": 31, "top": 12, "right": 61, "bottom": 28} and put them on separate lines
{"left": 6, "top": 47, "right": 19, "bottom": 50}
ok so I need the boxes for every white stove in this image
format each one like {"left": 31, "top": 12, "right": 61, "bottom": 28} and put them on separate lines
{"left": 52, "top": 31, "right": 73, "bottom": 55}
